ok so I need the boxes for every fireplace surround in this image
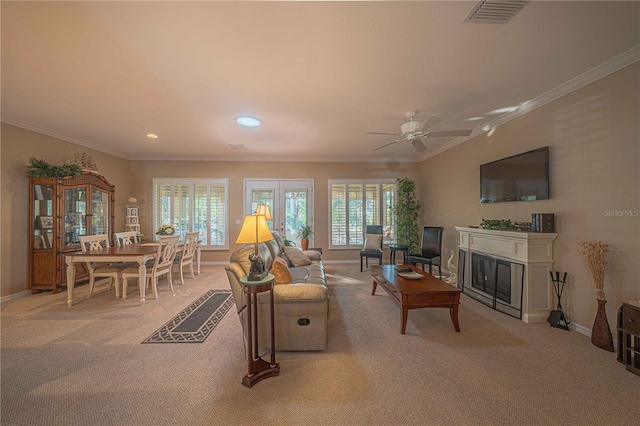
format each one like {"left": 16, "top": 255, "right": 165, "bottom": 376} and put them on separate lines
{"left": 460, "top": 251, "right": 525, "bottom": 319}
{"left": 456, "top": 226, "right": 557, "bottom": 323}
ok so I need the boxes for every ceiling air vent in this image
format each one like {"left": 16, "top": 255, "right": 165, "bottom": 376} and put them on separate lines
{"left": 228, "top": 144, "right": 248, "bottom": 150}
{"left": 464, "top": 0, "right": 528, "bottom": 24}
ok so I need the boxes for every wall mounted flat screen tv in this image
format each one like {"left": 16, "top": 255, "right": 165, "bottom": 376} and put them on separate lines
{"left": 480, "top": 147, "right": 549, "bottom": 203}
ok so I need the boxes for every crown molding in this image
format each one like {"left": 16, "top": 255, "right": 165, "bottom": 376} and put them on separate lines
{"left": 421, "top": 45, "right": 640, "bottom": 161}
{"left": 1, "top": 116, "right": 132, "bottom": 160}
{"left": 128, "top": 154, "right": 420, "bottom": 163}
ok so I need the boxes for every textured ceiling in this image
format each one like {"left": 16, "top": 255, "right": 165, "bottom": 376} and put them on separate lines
{"left": 2, "top": 1, "right": 639, "bottom": 162}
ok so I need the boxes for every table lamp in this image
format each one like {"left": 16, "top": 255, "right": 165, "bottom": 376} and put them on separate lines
{"left": 254, "top": 204, "right": 273, "bottom": 220}
{"left": 235, "top": 214, "right": 274, "bottom": 281}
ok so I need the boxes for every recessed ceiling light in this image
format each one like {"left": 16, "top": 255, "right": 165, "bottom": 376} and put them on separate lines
{"left": 235, "top": 116, "right": 262, "bottom": 128}
{"left": 146, "top": 133, "right": 159, "bottom": 139}
{"left": 464, "top": 116, "right": 485, "bottom": 121}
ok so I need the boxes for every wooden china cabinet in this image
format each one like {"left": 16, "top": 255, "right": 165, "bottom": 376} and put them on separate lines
{"left": 28, "top": 172, "right": 115, "bottom": 293}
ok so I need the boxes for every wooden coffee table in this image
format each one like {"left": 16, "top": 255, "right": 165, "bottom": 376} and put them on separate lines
{"left": 371, "top": 264, "right": 461, "bottom": 334}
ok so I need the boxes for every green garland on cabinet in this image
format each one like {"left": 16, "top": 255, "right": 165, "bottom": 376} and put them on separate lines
{"left": 26, "top": 157, "right": 82, "bottom": 178}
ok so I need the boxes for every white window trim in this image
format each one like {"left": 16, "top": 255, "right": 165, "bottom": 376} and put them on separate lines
{"left": 152, "top": 178, "right": 229, "bottom": 250}
{"left": 328, "top": 179, "right": 396, "bottom": 250}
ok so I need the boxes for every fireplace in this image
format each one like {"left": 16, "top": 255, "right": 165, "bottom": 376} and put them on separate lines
{"left": 455, "top": 227, "right": 557, "bottom": 323}
{"left": 460, "top": 251, "right": 524, "bottom": 319}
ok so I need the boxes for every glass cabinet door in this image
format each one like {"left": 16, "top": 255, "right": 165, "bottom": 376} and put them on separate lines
{"left": 91, "top": 188, "right": 110, "bottom": 236}
{"left": 64, "top": 187, "right": 87, "bottom": 246}
{"left": 33, "top": 184, "right": 54, "bottom": 249}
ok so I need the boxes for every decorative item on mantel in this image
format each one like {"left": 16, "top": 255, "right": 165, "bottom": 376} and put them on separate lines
{"left": 480, "top": 218, "right": 515, "bottom": 231}
{"left": 578, "top": 240, "right": 614, "bottom": 352}
{"left": 74, "top": 152, "right": 99, "bottom": 173}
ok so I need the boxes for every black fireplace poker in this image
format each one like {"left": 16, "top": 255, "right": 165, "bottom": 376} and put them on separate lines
{"left": 548, "top": 271, "right": 570, "bottom": 331}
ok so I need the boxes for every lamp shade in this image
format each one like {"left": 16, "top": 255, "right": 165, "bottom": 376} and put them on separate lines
{"left": 254, "top": 204, "right": 273, "bottom": 220}
{"left": 235, "top": 214, "right": 274, "bottom": 245}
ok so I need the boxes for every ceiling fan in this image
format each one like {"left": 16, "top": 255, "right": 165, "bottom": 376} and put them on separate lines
{"left": 367, "top": 111, "right": 473, "bottom": 153}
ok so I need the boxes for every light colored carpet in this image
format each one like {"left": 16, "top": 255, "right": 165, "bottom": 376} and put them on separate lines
{"left": 1, "top": 264, "right": 638, "bottom": 425}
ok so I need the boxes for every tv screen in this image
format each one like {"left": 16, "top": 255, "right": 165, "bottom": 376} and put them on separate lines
{"left": 480, "top": 147, "right": 549, "bottom": 203}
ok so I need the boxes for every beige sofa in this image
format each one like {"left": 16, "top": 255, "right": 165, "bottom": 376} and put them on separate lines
{"left": 224, "top": 233, "right": 329, "bottom": 351}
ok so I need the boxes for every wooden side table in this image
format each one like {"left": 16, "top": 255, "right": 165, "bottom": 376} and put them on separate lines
{"left": 389, "top": 244, "right": 409, "bottom": 265}
{"left": 240, "top": 274, "right": 280, "bottom": 388}
{"left": 617, "top": 300, "right": 640, "bottom": 377}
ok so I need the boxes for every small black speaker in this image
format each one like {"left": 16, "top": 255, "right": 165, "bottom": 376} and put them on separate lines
{"left": 297, "top": 318, "right": 310, "bottom": 326}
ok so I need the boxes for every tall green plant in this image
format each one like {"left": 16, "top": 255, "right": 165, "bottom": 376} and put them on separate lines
{"left": 394, "top": 178, "right": 421, "bottom": 254}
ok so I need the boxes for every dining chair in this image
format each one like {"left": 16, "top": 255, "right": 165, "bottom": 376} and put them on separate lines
{"left": 360, "top": 225, "right": 383, "bottom": 272}
{"left": 174, "top": 231, "right": 199, "bottom": 285}
{"left": 78, "top": 234, "right": 129, "bottom": 299}
{"left": 113, "top": 231, "right": 138, "bottom": 246}
{"left": 408, "top": 226, "right": 444, "bottom": 278}
{"left": 121, "top": 235, "right": 180, "bottom": 300}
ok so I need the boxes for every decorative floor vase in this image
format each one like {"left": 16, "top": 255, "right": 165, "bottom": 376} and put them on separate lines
{"left": 591, "top": 299, "right": 614, "bottom": 352}
{"left": 301, "top": 238, "right": 309, "bottom": 251}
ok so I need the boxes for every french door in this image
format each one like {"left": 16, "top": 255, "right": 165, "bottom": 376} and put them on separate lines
{"left": 245, "top": 179, "right": 314, "bottom": 247}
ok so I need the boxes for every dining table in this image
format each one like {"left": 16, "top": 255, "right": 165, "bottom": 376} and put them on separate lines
{"left": 64, "top": 241, "right": 201, "bottom": 307}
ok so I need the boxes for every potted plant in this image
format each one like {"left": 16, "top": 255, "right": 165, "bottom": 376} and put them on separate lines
{"left": 394, "top": 178, "right": 421, "bottom": 255}
{"left": 296, "top": 225, "right": 314, "bottom": 251}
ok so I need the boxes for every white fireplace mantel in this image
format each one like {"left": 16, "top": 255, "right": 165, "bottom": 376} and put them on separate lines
{"left": 455, "top": 226, "right": 558, "bottom": 323}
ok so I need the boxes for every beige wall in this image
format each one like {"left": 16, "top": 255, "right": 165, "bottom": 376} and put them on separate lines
{"left": 2, "top": 63, "right": 637, "bottom": 336}
{"left": 1, "top": 123, "right": 131, "bottom": 296}
{"left": 130, "top": 160, "right": 419, "bottom": 263}
{"left": 418, "top": 63, "right": 640, "bottom": 331}
{"left": 1, "top": 122, "right": 418, "bottom": 295}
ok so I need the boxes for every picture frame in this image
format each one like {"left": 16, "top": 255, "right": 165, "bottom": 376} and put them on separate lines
{"left": 46, "top": 232, "right": 54, "bottom": 249}
{"left": 66, "top": 212, "right": 84, "bottom": 227}
{"left": 34, "top": 235, "right": 46, "bottom": 249}
{"left": 37, "top": 215, "right": 54, "bottom": 229}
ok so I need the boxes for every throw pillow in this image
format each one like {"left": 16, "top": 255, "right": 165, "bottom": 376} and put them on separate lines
{"left": 272, "top": 256, "right": 293, "bottom": 285}
{"left": 363, "top": 233, "right": 382, "bottom": 250}
{"left": 282, "top": 246, "right": 312, "bottom": 267}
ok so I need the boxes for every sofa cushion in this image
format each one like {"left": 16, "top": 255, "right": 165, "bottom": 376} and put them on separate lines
{"left": 303, "top": 250, "right": 322, "bottom": 261}
{"left": 272, "top": 256, "right": 293, "bottom": 285}
{"left": 283, "top": 246, "right": 312, "bottom": 267}
{"left": 363, "top": 233, "right": 382, "bottom": 250}
{"left": 229, "top": 246, "right": 254, "bottom": 275}
{"left": 264, "top": 239, "right": 281, "bottom": 261}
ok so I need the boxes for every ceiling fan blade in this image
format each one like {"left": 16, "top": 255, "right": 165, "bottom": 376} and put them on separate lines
{"left": 418, "top": 115, "right": 443, "bottom": 132}
{"left": 412, "top": 139, "right": 427, "bottom": 153}
{"left": 366, "top": 131, "right": 402, "bottom": 136}
{"left": 424, "top": 129, "right": 473, "bottom": 138}
{"left": 371, "top": 140, "right": 399, "bottom": 152}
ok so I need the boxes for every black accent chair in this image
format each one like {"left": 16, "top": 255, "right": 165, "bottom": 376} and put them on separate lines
{"left": 408, "top": 226, "right": 443, "bottom": 278}
{"left": 360, "top": 225, "right": 383, "bottom": 272}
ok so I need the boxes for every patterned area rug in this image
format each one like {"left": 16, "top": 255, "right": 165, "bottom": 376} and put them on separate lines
{"left": 142, "top": 289, "right": 234, "bottom": 344}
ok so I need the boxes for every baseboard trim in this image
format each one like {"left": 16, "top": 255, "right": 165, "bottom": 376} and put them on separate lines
{"left": 0, "top": 290, "right": 31, "bottom": 304}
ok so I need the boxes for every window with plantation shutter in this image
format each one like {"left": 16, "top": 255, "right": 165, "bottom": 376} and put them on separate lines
{"left": 329, "top": 179, "right": 396, "bottom": 249}
{"left": 153, "top": 178, "right": 229, "bottom": 249}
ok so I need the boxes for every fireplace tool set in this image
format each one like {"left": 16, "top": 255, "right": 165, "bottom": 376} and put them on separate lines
{"left": 548, "top": 271, "right": 570, "bottom": 331}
